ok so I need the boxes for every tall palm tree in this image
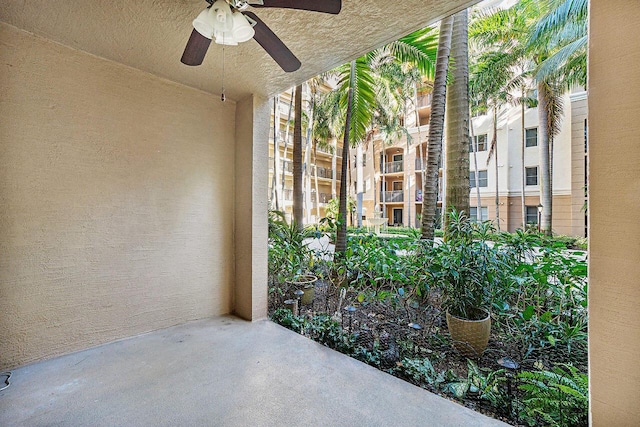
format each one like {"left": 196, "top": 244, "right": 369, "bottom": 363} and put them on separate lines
{"left": 333, "top": 28, "right": 438, "bottom": 255}
{"left": 529, "top": 0, "right": 586, "bottom": 235}
{"left": 530, "top": 0, "right": 587, "bottom": 87}
{"left": 335, "top": 60, "right": 359, "bottom": 256}
{"left": 469, "top": 50, "right": 516, "bottom": 231}
{"left": 421, "top": 15, "right": 454, "bottom": 240}
{"left": 271, "top": 95, "right": 280, "bottom": 210}
{"left": 444, "top": 9, "right": 471, "bottom": 232}
{"left": 292, "top": 84, "right": 303, "bottom": 229}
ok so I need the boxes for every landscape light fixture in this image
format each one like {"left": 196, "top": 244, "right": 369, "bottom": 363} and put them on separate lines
{"left": 537, "top": 203, "right": 543, "bottom": 232}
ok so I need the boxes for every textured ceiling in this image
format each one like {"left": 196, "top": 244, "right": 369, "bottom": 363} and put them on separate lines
{"left": 0, "top": 0, "right": 478, "bottom": 101}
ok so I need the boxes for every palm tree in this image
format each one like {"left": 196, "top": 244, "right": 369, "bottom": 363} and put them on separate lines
{"left": 421, "top": 15, "right": 454, "bottom": 240}
{"left": 270, "top": 95, "right": 280, "bottom": 210}
{"left": 529, "top": 0, "right": 587, "bottom": 235}
{"left": 469, "top": 50, "right": 516, "bottom": 231}
{"left": 292, "top": 84, "right": 303, "bottom": 229}
{"left": 443, "top": 9, "right": 471, "bottom": 233}
{"left": 530, "top": 0, "right": 587, "bottom": 87}
{"left": 332, "top": 28, "right": 438, "bottom": 255}
{"left": 335, "top": 60, "right": 359, "bottom": 255}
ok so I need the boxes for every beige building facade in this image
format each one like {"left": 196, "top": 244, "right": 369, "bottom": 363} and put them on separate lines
{"left": 267, "top": 85, "right": 343, "bottom": 224}
{"left": 351, "top": 88, "right": 588, "bottom": 237}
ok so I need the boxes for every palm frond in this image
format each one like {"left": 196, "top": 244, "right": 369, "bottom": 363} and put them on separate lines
{"left": 535, "top": 35, "right": 587, "bottom": 85}
{"left": 386, "top": 26, "right": 439, "bottom": 79}
{"left": 529, "top": 0, "right": 588, "bottom": 46}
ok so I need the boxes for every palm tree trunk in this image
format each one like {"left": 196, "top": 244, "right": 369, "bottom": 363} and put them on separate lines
{"left": 331, "top": 137, "right": 337, "bottom": 198}
{"left": 469, "top": 110, "right": 482, "bottom": 221}
{"left": 381, "top": 150, "right": 386, "bottom": 223}
{"left": 520, "top": 91, "right": 526, "bottom": 229}
{"left": 313, "top": 142, "right": 321, "bottom": 220}
{"left": 292, "top": 84, "right": 303, "bottom": 229}
{"left": 537, "top": 81, "right": 552, "bottom": 235}
{"left": 356, "top": 144, "right": 363, "bottom": 227}
{"left": 414, "top": 87, "right": 427, "bottom": 220}
{"left": 281, "top": 89, "right": 294, "bottom": 196}
{"left": 271, "top": 95, "right": 280, "bottom": 210}
{"left": 444, "top": 9, "right": 470, "bottom": 231}
{"left": 304, "top": 85, "right": 315, "bottom": 224}
{"left": 421, "top": 15, "right": 454, "bottom": 240}
{"left": 492, "top": 107, "right": 500, "bottom": 231}
{"left": 335, "top": 61, "right": 355, "bottom": 256}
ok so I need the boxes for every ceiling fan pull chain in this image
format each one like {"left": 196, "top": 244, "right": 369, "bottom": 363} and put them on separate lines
{"left": 221, "top": 36, "right": 226, "bottom": 102}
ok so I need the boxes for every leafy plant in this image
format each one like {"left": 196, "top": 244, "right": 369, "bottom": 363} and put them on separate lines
{"left": 268, "top": 210, "right": 318, "bottom": 285}
{"left": 517, "top": 364, "right": 588, "bottom": 427}
{"left": 432, "top": 210, "right": 512, "bottom": 319}
{"left": 444, "top": 360, "right": 508, "bottom": 409}
{"left": 399, "top": 357, "right": 446, "bottom": 388}
{"left": 270, "top": 308, "right": 304, "bottom": 332}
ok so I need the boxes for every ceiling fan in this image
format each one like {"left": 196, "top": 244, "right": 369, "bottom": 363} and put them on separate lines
{"left": 181, "top": 0, "right": 342, "bottom": 72}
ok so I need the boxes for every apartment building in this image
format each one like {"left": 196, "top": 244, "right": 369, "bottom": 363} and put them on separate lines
{"left": 267, "top": 84, "right": 342, "bottom": 224}
{"left": 352, "top": 88, "right": 588, "bottom": 237}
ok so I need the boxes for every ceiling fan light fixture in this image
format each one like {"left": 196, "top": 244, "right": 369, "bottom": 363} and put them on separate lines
{"left": 212, "top": 0, "right": 234, "bottom": 32}
{"left": 231, "top": 12, "right": 255, "bottom": 43}
{"left": 192, "top": 8, "right": 215, "bottom": 39}
{"left": 214, "top": 30, "right": 239, "bottom": 45}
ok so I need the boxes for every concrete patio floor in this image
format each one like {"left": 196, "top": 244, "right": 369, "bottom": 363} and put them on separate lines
{"left": 0, "top": 316, "right": 508, "bottom": 426}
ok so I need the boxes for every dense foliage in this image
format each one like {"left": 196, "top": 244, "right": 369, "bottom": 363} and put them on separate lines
{"left": 268, "top": 210, "right": 588, "bottom": 426}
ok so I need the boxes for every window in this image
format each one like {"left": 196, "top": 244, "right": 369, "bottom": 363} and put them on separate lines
{"left": 392, "top": 181, "right": 403, "bottom": 191}
{"left": 469, "top": 134, "right": 488, "bottom": 152}
{"left": 470, "top": 207, "right": 488, "bottom": 222}
{"left": 525, "top": 128, "right": 538, "bottom": 147}
{"left": 470, "top": 170, "right": 488, "bottom": 188}
{"left": 526, "top": 206, "right": 539, "bottom": 225}
{"left": 525, "top": 167, "right": 538, "bottom": 186}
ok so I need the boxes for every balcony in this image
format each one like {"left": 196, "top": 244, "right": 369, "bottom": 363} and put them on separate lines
{"left": 415, "top": 158, "right": 423, "bottom": 170}
{"left": 381, "top": 190, "right": 404, "bottom": 203}
{"left": 314, "top": 165, "right": 334, "bottom": 180}
{"left": 310, "top": 190, "right": 333, "bottom": 204}
{"left": 383, "top": 160, "right": 403, "bottom": 174}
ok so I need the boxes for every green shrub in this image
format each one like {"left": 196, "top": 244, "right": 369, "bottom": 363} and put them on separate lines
{"left": 517, "top": 364, "right": 588, "bottom": 427}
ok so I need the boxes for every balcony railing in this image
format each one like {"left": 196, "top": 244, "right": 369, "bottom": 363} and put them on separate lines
{"left": 317, "top": 145, "right": 334, "bottom": 156}
{"left": 283, "top": 189, "right": 293, "bottom": 201}
{"left": 384, "top": 160, "right": 403, "bottom": 174}
{"left": 380, "top": 190, "right": 404, "bottom": 203}
{"left": 311, "top": 191, "right": 333, "bottom": 204}
{"left": 315, "top": 165, "right": 333, "bottom": 180}
{"left": 415, "top": 190, "right": 423, "bottom": 202}
{"left": 415, "top": 158, "right": 423, "bottom": 170}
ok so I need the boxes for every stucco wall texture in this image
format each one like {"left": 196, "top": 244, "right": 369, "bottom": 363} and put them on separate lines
{"left": 588, "top": 1, "right": 640, "bottom": 424}
{"left": 0, "top": 23, "right": 236, "bottom": 369}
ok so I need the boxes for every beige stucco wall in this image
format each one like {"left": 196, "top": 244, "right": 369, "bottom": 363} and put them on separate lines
{"left": 589, "top": 1, "right": 640, "bottom": 424}
{"left": 234, "top": 95, "right": 269, "bottom": 321}
{"left": 0, "top": 23, "right": 236, "bottom": 369}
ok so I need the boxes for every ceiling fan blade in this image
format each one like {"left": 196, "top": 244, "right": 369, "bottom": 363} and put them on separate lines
{"left": 244, "top": 11, "right": 301, "bottom": 72}
{"left": 181, "top": 29, "right": 212, "bottom": 66}
{"left": 251, "top": 0, "right": 341, "bottom": 14}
